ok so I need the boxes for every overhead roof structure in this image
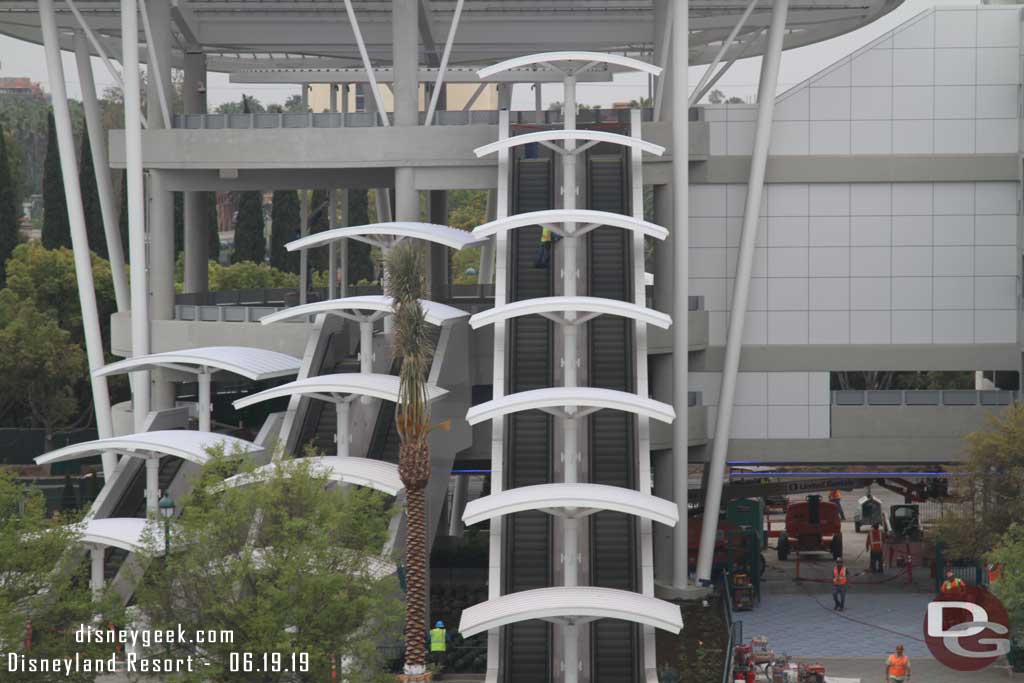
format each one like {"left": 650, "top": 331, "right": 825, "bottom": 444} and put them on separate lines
{"left": 94, "top": 347, "right": 302, "bottom": 381}
{"left": 221, "top": 456, "right": 403, "bottom": 496}
{"left": 459, "top": 587, "right": 683, "bottom": 637}
{"left": 79, "top": 517, "right": 163, "bottom": 554}
{"left": 473, "top": 130, "right": 665, "bottom": 159}
{"left": 286, "top": 222, "right": 485, "bottom": 253}
{"left": 35, "top": 430, "right": 261, "bottom": 466}
{"left": 233, "top": 373, "right": 448, "bottom": 410}
{"left": 0, "top": 1, "right": 904, "bottom": 72}
{"left": 260, "top": 295, "right": 469, "bottom": 327}
{"left": 471, "top": 209, "right": 670, "bottom": 241}
{"left": 477, "top": 51, "right": 662, "bottom": 79}
{"left": 469, "top": 296, "right": 671, "bottom": 330}
{"left": 230, "top": 65, "right": 619, "bottom": 84}
{"left": 462, "top": 483, "right": 679, "bottom": 526}
{"left": 466, "top": 387, "right": 675, "bottom": 426}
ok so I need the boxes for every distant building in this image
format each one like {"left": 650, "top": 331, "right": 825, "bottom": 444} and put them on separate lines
{"left": 0, "top": 77, "right": 44, "bottom": 97}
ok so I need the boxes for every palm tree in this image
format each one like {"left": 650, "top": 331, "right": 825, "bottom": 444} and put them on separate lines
{"left": 387, "top": 241, "right": 434, "bottom": 679}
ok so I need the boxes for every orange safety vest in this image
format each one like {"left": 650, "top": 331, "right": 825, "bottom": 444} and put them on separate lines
{"left": 941, "top": 577, "right": 965, "bottom": 593}
{"left": 989, "top": 565, "right": 1002, "bottom": 584}
{"left": 886, "top": 654, "right": 908, "bottom": 676}
{"left": 829, "top": 489, "right": 841, "bottom": 500}
{"left": 868, "top": 528, "right": 883, "bottom": 552}
{"left": 833, "top": 567, "right": 848, "bottom": 585}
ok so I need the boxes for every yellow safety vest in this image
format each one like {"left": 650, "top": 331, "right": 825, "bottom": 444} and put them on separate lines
{"left": 430, "top": 628, "right": 447, "bottom": 652}
{"left": 540, "top": 226, "right": 553, "bottom": 243}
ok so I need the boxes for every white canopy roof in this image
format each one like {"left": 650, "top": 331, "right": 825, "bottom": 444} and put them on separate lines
{"left": 477, "top": 52, "right": 662, "bottom": 80}
{"left": 471, "top": 209, "right": 669, "bottom": 242}
{"left": 469, "top": 296, "right": 671, "bottom": 330}
{"left": 462, "top": 483, "right": 678, "bottom": 526}
{"left": 80, "top": 517, "right": 163, "bottom": 554}
{"left": 466, "top": 387, "right": 675, "bottom": 425}
{"left": 474, "top": 130, "right": 665, "bottom": 159}
{"left": 260, "top": 295, "right": 468, "bottom": 327}
{"left": 221, "top": 456, "right": 403, "bottom": 496}
{"left": 94, "top": 347, "right": 302, "bottom": 381}
{"left": 286, "top": 222, "right": 484, "bottom": 252}
{"left": 233, "top": 373, "right": 448, "bottom": 410}
{"left": 36, "top": 431, "right": 261, "bottom": 466}
{"left": 459, "top": 587, "right": 683, "bottom": 637}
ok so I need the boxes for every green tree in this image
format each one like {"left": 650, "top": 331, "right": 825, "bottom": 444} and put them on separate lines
{"left": 308, "top": 189, "right": 331, "bottom": 273}
{"left": 988, "top": 524, "right": 1024, "bottom": 642}
{"left": 208, "top": 259, "right": 299, "bottom": 290}
{"left": 41, "top": 110, "right": 71, "bottom": 250}
{"left": 78, "top": 127, "right": 106, "bottom": 258}
{"left": 0, "top": 123, "right": 19, "bottom": 285}
{"left": 270, "top": 189, "right": 300, "bottom": 272}
{"left": 347, "top": 189, "right": 374, "bottom": 284}
{"left": 0, "top": 469, "right": 124, "bottom": 683}
{"left": 208, "top": 191, "right": 222, "bottom": 263}
{"left": 132, "top": 449, "right": 402, "bottom": 682}
{"left": 447, "top": 190, "right": 487, "bottom": 285}
{"left": 386, "top": 242, "right": 435, "bottom": 676}
{"left": 231, "top": 191, "right": 265, "bottom": 264}
{"left": 934, "top": 403, "right": 1024, "bottom": 559}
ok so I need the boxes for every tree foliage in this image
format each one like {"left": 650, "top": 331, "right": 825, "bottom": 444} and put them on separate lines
{"left": 78, "top": 127, "right": 106, "bottom": 258}
{"left": 231, "top": 191, "right": 266, "bottom": 264}
{"left": 0, "top": 123, "right": 19, "bottom": 286}
{"left": 0, "top": 470, "right": 124, "bottom": 683}
{"left": 132, "top": 448, "right": 402, "bottom": 682}
{"left": 41, "top": 110, "right": 71, "bottom": 250}
{"left": 346, "top": 189, "right": 374, "bottom": 284}
{"left": 307, "top": 189, "right": 331, "bottom": 273}
{"left": 270, "top": 190, "right": 300, "bottom": 272}
{"left": 933, "top": 403, "right": 1024, "bottom": 559}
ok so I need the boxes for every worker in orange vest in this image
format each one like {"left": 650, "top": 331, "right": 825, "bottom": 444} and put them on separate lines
{"left": 941, "top": 569, "right": 966, "bottom": 594}
{"left": 885, "top": 644, "right": 910, "bottom": 682}
{"left": 866, "top": 522, "right": 885, "bottom": 573}
{"left": 829, "top": 489, "right": 845, "bottom": 520}
{"left": 832, "top": 557, "right": 848, "bottom": 611}
{"left": 988, "top": 563, "right": 1002, "bottom": 585}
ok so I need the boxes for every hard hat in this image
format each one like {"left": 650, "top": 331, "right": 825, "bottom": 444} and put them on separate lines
{"left": 435, "top": 621, "right": 445, "bottom": 628}
{"left": 836, "top": 557, "right": 843, "bottom": 563}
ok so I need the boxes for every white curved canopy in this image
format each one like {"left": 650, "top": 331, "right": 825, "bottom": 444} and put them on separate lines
{"left": 233, "top": 373, "right": 448, "bottom": 410}
{"left": 79, "top": 517, "right": 163, "bottom": 555}
{"left": 221, "top": 456, "right": 403, "bottom": 496}
{"left": 94, "top": 347, "right": 302, "bottom": 381}
{"left": 462, "top": 483, "right": 678, "bottom": 526}
{"left": 286, "top": 222, "right": 484, "bottom": 252}
{"left": 260, "top": 295, "right": 468, "bottom": 327}
{"left": 459, "top": 587, "right": 683, "bottom": 637}
{"left": 478, "top": 52, "right": 662, "bottom": 80}
{"left": 474, "top": 130, "right": 665, "bottom": 159}
{"left": 472, "top": 209, "right": 669, "bottom": 241}
{"left": 469, "top": 296, "right": 671, "bottom": 330}
{"left": 466, "top": 387, "right": 675, "bottom": 425}
{"left": 36, "top": 431, "right": 261, "bottom": 466}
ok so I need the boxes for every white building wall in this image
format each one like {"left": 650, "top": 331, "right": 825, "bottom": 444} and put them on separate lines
{"left": 692, "top": 371, "right": 832, "bottom": 440}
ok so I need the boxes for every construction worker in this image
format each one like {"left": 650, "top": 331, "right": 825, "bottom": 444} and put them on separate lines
{"left": 832, "top": 557, "right": 848, "bottom": 611}
{"left": 534, "top": 225, "right": 554, "bottom": 268}
{"left": 988, "top": 563, "right": 1002, "bottom": 585}
{"left": 885, "top": 644, "right": 910, "bottom": 682}
{"left": 940, "top": 569, "right": 966, "bottom": 594}
{"left": 866, "top": 522, "right": 884, "bottom": 573}
{"left": 428, "top": 620, "right": 449, "bottom": 666}
{"left": 829, "top": 489, "right": 845, "bottom": 520}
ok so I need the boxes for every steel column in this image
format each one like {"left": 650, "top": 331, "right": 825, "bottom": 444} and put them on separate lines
{"left": 696, "top": 0, "right": 790, "bottom": 585}
{"left": 670, "top": 0, "right": 691, "bottom": 590}
{"left": 39, "top": 0, "right": 118, "bottom": 478}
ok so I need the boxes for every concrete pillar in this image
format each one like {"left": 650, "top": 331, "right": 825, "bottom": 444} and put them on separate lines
{"left": 447, "top": 474, "right": 469, "bottom": 538}
{"left": 183, "top": 50, "right": 209, "bottom": 293}
{"left": 336, "top": 400, "right": 350, "bottom": 458}
{"left": 91, "top": 546, "right": 105, "bottom": 595}
{"left": 198, "top": 369, "right": 211, "bottom": 432}
{"left": 146, "top": 457, "right": 160, "bottom": 514}
{"left": 428, "top": 191, "right": 448, "bottom": 300}
{"left": 392, "top": 0, "right": 419, "bottom": 223}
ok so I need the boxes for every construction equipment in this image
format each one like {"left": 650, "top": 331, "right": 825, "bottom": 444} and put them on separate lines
{"left": 853, "top": 492, "right": 884, "bottom": 533}
{"left": 777, "top": 495, "right": 843, "bottom": 561}
{"left": 889, "top": 504, "right": 922, "bottom": 541}
{"left": 731, "top": 571, "right": 755, "bottom": 611}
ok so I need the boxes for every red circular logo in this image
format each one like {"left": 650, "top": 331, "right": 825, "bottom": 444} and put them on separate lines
{"left": 923, "top": 585, "right": 1011, "bottom": 672}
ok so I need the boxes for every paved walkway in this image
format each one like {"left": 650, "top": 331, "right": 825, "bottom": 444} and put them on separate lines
{"left": 804, "top": 657, "right": 1012, "bottom": 682}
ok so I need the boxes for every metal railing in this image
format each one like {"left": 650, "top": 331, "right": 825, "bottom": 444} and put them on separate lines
{"left": 832, "top": 389, "right": 1018, "bottom": 406}
{"left": 719, "top": 573, "right": 742, "bottom": 683}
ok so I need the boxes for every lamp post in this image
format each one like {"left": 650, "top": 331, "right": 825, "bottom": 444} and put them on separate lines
{"left": 158, "top": 492, "right": 175, "bottom": 557}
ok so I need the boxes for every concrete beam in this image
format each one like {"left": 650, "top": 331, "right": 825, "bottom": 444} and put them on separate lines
{"left": 689, "top": 344, "right": 1020, "bottom": 373}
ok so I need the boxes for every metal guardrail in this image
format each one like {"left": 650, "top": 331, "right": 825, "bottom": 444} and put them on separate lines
{"left": 173, "top": 108, "right": 663, "bottom": 130}
{"left": 719, "top": 573, "right": 742, "bottom": 683}
{"left": 831, "top": 389, "right": 1018, "bottom": 406}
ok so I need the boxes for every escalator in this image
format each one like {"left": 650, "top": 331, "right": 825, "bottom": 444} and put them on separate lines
{"left": 502, "top": 151, "right": 556, "bottom": 683}
{"left": 586, "top": 151, "right": 640, "bottom": 682}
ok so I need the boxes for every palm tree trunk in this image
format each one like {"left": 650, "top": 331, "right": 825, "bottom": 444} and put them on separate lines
{"left": 401, "top": 440, "right": 431, "bottom": 675}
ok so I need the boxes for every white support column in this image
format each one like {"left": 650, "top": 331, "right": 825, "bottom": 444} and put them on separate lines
{"left": 534, "top": 82, "right": 543, "bottom": 118}
{"left": 424, "top": 0, "right": 464, "bottom": 126}
{"left": 74, "top": 32, "right": 129, "bottom": 313}
{"left": 359, "top": 321, "right": 374, "bottom": 375}
{"left": 139, "top": 0, "right": 171, "bottom": 129}
{"left": 146, "top": 456, "right": 160, "bottom": 514}
{"left": 38, "top": 0, "right": 118, "bottom": 479}
{"left": 149, "top": 169, "right": 175, "bottom": 411}
{"left": 328, "top": 189, "right": 338, "bottom": 299}
{"left": 299, "top": 190, "right": 309, "bottom": 305}
{"left": 336, "top": 399, "right": 350, "bottom": 458}
{"left": 183, "top": 49, "right": 209, "bottom": 293}
{"left": 670, "top": 0, "right": 690, "bottom": 591}
{"left": 90, "top": 545, "right": 105, "bottom": 596}
{"left": 696, "top": 0, "right": 790, "bottom": 586}
{"left": 122, "top": 0, "right": 149, "bottom": 431}
{"left": 478, "top": 190, "right": 497, "bottom": 285}
{"left": 197, "top": 369, "right": 212, "bottom": 432}
{"left": 447, "top": 474, "right": 469, "bottom": 538}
